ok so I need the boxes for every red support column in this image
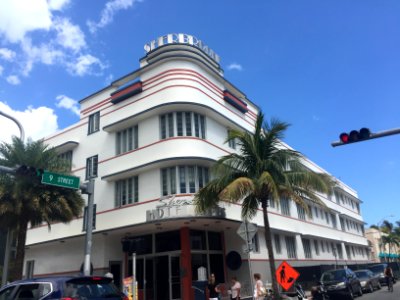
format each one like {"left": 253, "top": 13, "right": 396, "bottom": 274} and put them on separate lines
{"left": 180, "top": 227, "right": 193, "bottom": 300}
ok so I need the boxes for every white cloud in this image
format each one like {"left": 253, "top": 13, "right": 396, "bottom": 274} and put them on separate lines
{"left": 55, "top": 95, "right": 80, "bottom": 116}
{"left": 227, "top": 63, "right": 243, "bottom": 71}
{"left": 104, "top": 73, "right": 114, "bottom": 85}
{"left": 48, "top": 0, "right": 71, "bottom": 11}
{"left": 0, "top": 0, "right": 52, "bottom": 43}
{"left": 87, "top": 0, "right": 136, "bottom": 33}
{"left": 0, "top": 0, "right": 106, "bottom": 82}
{"left": 20, "top": 38, "right": 64, "bottom": 76}
{"left": 6, "top": 75, "right": 21, "bottom": 85}
{"left": 0, "top": 101, "right": 58, "bottom": 143}
{"left": 54, "top": 17, "right": 86, "bottom": 52}
{"left": 0, "top": 65, "right": 3, "bottom": 76}
{"left": 0, "top": 48, "right": 16, "bottom": 61}
{"left": 67, "top": 54, "right": 106, "bottom": 76}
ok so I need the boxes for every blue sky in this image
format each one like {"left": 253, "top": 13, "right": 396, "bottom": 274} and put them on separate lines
{"left": 0, "top": 0, "right": 399, "bottom": 227}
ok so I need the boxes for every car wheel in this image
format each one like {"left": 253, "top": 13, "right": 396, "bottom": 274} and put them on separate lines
{"left": 358, "top": 284, "right": 363, "bottom": 296}
{"left": 368, "top": 283, "right": 373, "bottom": 293}
{"left": 347, "top": 287, "right": 354, "bottom": 300}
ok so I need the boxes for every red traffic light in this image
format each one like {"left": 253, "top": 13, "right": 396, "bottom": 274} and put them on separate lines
{"left": 339, "top": 133, "right": 349, "bottom": 143}
{"left": 339, "top": 128, "right": 371, "bottom": 144}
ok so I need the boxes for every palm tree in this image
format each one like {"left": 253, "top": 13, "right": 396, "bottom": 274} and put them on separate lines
{"left": 380, "top": 220, "right": 400, "bottom": 262}
{"left": 381, "top": 234, "right": 400, "bottom": 262}
{"left": 194, "top": 112, "right": 332, "bottom": 298}
{"left": 0, "top": 137, "right": 84, "bottom": 280}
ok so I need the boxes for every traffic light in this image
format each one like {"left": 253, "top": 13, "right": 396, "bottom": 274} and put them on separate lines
{"left": 338, "top": 128, "right": 371, "bottom": 144}
{"left": 332, "top": 127, "right": 400, "bottom": 147}
{"left": 15, "top": 165, "right": 44, "bottom": 178}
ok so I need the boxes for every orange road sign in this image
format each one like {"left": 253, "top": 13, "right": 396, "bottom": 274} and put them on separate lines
{"left": 275, "top": 261, "right": 300, "bottom": 291}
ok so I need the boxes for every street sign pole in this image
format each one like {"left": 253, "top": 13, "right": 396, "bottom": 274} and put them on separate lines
{"left": 82, "top": 179, "right": 95, "bottom": 276}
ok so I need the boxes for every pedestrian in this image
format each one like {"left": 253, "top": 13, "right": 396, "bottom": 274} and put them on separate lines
{"left": 384, "top": 265, "right": 394, "bottom": 289}
{"left": 230, "top": 276, "right": 241, "bottom": 300}
{"left": 207, "top": 273, "right": 220, "bottom": 300}
{"left": 253, "top": 273, "right": 265, "bottom": 300}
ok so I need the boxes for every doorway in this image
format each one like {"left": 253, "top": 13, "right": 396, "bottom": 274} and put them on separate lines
{"left": 133, "top": 255, "right": 181, "bottom": 300}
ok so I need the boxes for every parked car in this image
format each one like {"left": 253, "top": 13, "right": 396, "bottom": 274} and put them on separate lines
{"left": 354, "top": 269, "right": 381, "bottom": 292}
{"left": 320, "top": 268, "right": 363, "bottom": 299}
{"left": 0, "top": 276, "right": 128, "bottom": 300}
{"left": 368, "top": 263, "right": 396, "bottom": 285}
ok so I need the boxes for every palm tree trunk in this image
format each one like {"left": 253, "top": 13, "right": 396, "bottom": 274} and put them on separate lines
{"left": 10, "top": 219, "right": 28, "bottom": 280}
{"left": 262, "top": 203, "right": 280, "bottom": 299}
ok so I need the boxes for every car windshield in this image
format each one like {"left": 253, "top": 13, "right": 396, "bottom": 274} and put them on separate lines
{"left": 369, "top": 265, "right": 385, "bottom": 274}
{"left": 355, "top": 271, "right": 369, "bottom": 279}
{"left": 321, "top": 270, "right": 347, "bottom": 282}
{"left": 63, "top": 277, "right": 121, "bottom": 299}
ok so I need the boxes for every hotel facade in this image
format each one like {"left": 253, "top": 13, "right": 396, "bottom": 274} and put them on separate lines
{"left": 24, "top": 34, "right": 370, "bottom": 300}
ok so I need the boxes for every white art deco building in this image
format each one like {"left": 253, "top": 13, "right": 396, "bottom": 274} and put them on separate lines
{"left": 24, "top": 34, "right": 370, "bottom": 300}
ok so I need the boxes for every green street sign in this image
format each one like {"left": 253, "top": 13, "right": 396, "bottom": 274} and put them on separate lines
{"left": 41, "top": 171, "right": 80, "bottom": 189}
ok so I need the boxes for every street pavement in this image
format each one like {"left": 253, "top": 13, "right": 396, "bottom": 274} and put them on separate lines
{"left": 357, "top": 283, "right": 399, "bottom": 300}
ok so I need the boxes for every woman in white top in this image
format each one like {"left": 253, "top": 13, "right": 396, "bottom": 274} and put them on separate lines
{"left": 253, "top": 273, "right": 264, "bottom": 300}
{"left": 230, "top": 276, "right": 241, "bottom": 300}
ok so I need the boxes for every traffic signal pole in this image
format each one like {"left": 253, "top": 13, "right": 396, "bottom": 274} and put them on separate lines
{"left": 332, "top": 127, "right": 400, "bottom": 147}
{"left": 0, "top": 110, "right": 24, "bottom": 286}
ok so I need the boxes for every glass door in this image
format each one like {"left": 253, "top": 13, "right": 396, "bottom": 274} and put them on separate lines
{"left": 155, "top": 256, "right": 169, "bottom": 300}
{"left": 170, "top": 255, "right": 181, "bottom": 300}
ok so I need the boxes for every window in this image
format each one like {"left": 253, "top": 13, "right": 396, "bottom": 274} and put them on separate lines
{"left": 270, "top": 199, "right": 276, "bottom": 209}
{"left": 331, "top": 213, "right": 337, "bottom": 228}
{"left": 156, "top": 231, "right": 181, "bottom": 252}
{"left": 208, "top": 231, "right": 223, "bottom": 250}
{"left": 0, "top": 286, "right": 15, "bottom": 299}
{"left": 58, "top": 150, "right": 73, "bottom": 171}
{"left": 336, "top": 244, "right": 343, "bottom": 259}
{"left": 296, "top": 203, "right": 306, "bottom": 220}
{"left": 161, "top": 166, "right": 209, "bottom": 196}
{"left": 321, "top": 240, "right": 325, "bottom": 252}
{"left": 227, "top": 129, "right": 236, "bottom": 149}
{"left": 285, "top": 236, "right": 297, "bottom": 259}
{"left": 86, "top": 155, "right": 98, "bottom": 179}
{"left": 274, "top": 234, "right": 281, "bottom": 254}
{"left": 308, "top": 205, "right": 313, "bottom": 220}
{"left": 26, "top": 260, "right": 35, "bottom": 278}
{"left": 314, "top": 240, "right": 320, "bottom": 256}
{"left": 115, "top": 176, "right": 139, "bottom": 206}
{"left": 325, "top": 212, "right": 330, "bottom": 224}
{"left": 340, "top": 217, "right": 345, "bottom": 231}
{"left": 314, "top": 206, "right": 319, "bottom": 218}
{"left": 161, "top": 167, "right": 177, "bottom": 196}
{"left": 88, "top": 111, "right": 100, "bottom": 134}
{"left": 160, "top": 112, "right": 206, "bottom": 140}
{"left": 280, "top": 198, "right": 291, "bottom": 216}
{"left": 345, "top": 245, "right": 351, "bottom": 259}
{"left": 251, "top": 234, "right": 260, "bottom": 252}
{"left": 190, "top": 230, "right": 206, "bottom": 250}
{"left": 302, "top": 239, "right": 312, "bottom": 258}
{"left": 116, "top": 125, "right": 139, "bottom": 154}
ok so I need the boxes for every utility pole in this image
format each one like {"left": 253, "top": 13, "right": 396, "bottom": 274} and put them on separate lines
{"left": 0, "top": 110, "right": 24, "bottom": 286}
